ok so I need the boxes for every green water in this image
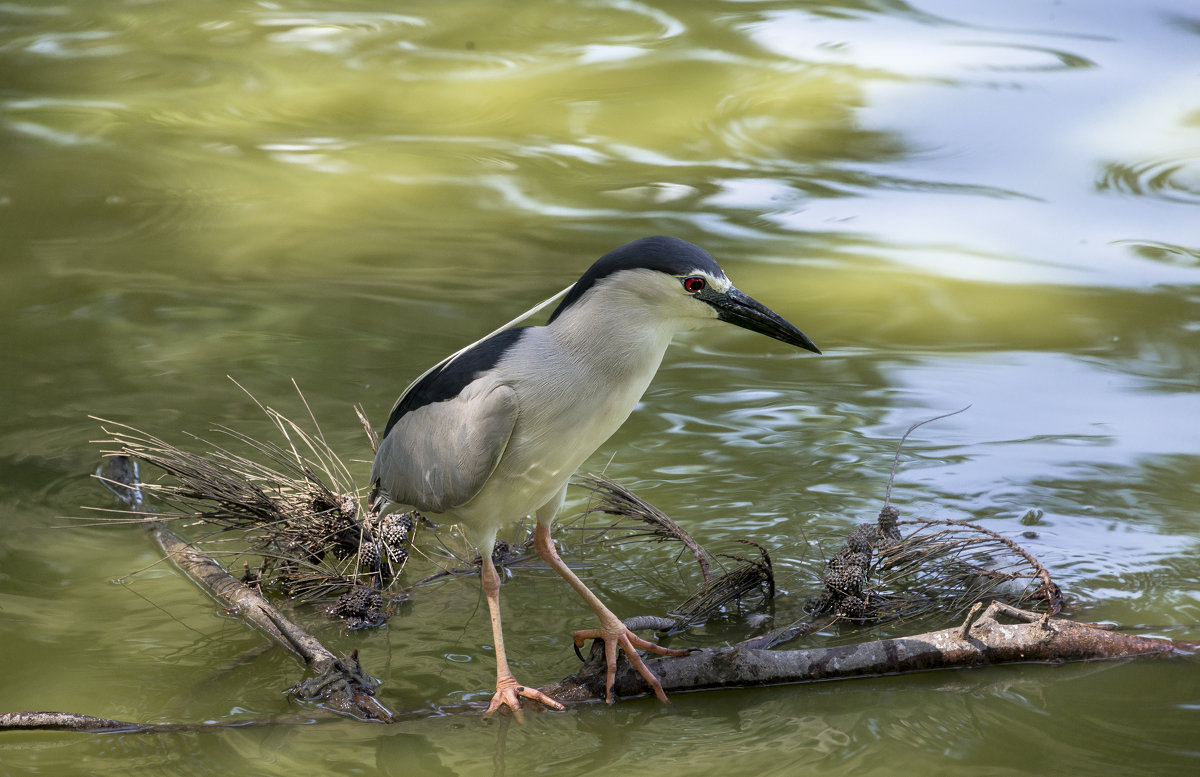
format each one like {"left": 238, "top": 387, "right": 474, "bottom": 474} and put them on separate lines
{"left": 2, "top": 0, "right": 1198, "bottom": 773}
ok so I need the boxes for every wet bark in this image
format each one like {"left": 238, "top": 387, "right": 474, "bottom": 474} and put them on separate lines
{"left": 540, "top": 602, "right": 1188, "bottom": 704}
{"left": 0, "top": 711, "right": 150, "bottom": 733}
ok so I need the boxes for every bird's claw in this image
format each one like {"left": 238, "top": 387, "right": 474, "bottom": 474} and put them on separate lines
{"left": 572, "top": 624, "right": 688, "bottom": 705}
{"left": 484, "top": 673, "right": 565, "bottom": 719}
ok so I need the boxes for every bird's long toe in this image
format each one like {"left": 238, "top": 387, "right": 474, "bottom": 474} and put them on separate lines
{"left": 572, "top": 625, "right": 687, "bottom": 704}
{"left": 484, "top": 673, "right": 566, "bottom": 718}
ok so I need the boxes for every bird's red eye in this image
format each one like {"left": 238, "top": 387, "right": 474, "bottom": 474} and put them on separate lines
{"left": 682, "top": 276, "right": 706, "bottom": 293}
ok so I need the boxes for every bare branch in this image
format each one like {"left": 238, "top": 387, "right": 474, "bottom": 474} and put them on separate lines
{"left": 540, "top": 603, "right": 1191, "bottom": 704}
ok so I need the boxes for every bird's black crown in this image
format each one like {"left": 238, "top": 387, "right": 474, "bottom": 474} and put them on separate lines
{"left": 548, "top": 236, "right": 723, "bottom": 323}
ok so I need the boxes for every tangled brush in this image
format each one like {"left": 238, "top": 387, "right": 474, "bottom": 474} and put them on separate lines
{"left": 90, "top": 380, "right": 415, "bottom": 625}
{"left": 802, "top": 407, "right": 1061, "bottom": 628}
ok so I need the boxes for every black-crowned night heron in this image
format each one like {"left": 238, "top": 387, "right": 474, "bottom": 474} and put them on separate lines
{"left": 370, "top": 236, "right": 819, "bottom": 714}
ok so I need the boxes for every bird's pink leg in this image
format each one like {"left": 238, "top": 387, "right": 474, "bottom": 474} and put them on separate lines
{"left": 480, "top": 552, "right": 565, "bottom": 717}
{"left": 534, "top": 523, "right": 688, "bottom": 704}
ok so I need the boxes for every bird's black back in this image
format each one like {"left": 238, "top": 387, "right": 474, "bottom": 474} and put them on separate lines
{"left": 382, "top": 327, "right": 529, "bottom": 438}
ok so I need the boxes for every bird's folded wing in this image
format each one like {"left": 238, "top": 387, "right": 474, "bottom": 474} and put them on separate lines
{"left": 370, "top": 381, "right": 517, "bottom": 514}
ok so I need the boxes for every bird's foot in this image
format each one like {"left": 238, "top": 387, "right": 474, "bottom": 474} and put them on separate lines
{"left": 484, "top": 672, "right": 565, "bottom": 719}
{"left": 572, "top": 619, "right": 689, "bottom": 705}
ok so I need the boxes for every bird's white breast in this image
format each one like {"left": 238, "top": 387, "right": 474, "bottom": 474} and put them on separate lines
{"left": 445, "top": 307, "right": 677, "bottom": 537}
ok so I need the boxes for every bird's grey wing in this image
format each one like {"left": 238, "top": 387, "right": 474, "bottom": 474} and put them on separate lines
{"left": 370, "top": 381, "right": 517, "bottom": 514}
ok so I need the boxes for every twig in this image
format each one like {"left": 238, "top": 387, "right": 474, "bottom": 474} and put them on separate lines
{"left": 884, "top": 405, "right": 971, "bottom": 509}
{"left": 355, "top": 403, "right": 380, "bottom": 453}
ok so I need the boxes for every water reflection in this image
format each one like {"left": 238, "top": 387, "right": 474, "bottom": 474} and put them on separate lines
{"left": 1117, "top": 240, "right": 1200, "bottom": 267}
{"left": 1097, "top": 155, "right": 1200, "bottom": 204}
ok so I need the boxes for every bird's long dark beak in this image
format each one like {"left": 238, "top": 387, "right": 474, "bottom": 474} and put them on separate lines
{"left": 706, "top": 287, "right": 821, "bottom": 354}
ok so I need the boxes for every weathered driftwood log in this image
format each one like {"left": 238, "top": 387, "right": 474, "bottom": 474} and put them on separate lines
{"left": 539, "top": 603, "right": 1189, "bottom": 704}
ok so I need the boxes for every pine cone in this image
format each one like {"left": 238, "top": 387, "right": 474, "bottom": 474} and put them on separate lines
{"left": 359, "top": 539, "right": 382, "bottom": 570}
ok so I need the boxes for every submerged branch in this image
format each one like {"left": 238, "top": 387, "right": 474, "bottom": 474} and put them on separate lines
{"left": 0, "top": 711, "right": 151, "bottom": 734}
{"left": 101, "top": 454, "right": 394, "bottom": 723}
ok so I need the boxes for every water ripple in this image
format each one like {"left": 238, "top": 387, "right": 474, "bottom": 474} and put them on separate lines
{"left": 1097, "top": 155, "right": 1200, "bottom": 204}
{"left": 1114, "top": 240, "right": 1200, "bottom": 267}
{"left": 745, "top": 9, "right": 1099, "bottom": 81}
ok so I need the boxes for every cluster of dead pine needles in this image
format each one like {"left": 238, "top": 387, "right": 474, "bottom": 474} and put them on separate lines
{"left": 574, "top": 474, "right": 715, "bottom": 582}
{"left": 88, "top": 381, "right": 417, "bottom": 626}
{"left": 670, "top": 540, "right": 774, "bottom": 629}
{"left": 571, "top": 475, "right": 1059, "bottom": 643}
{"left": 798, "top": 506, "right": 1060, "bottom": 628}
{"left": 870, "top": 517, "right": 1062, "bottom": 618}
